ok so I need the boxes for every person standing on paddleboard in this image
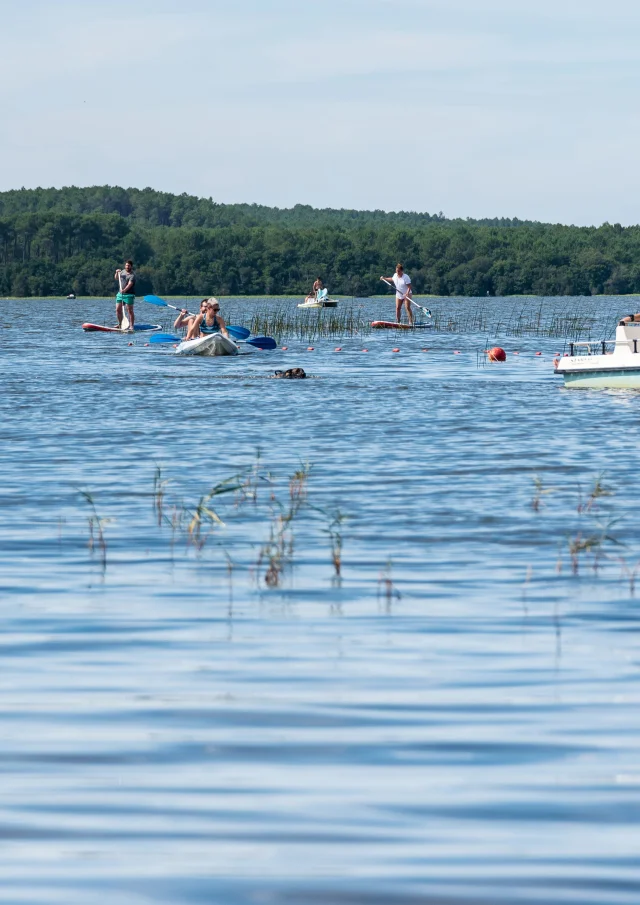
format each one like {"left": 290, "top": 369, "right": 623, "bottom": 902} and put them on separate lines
{"left": 381, "top": 263, "right": 413, "bottom": 326}
{"left": 114, "top": 260, "right": 136, "bottom": 331}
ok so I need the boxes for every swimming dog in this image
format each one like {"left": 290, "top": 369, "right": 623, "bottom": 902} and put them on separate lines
{"left": 273, "top": 368, "right": 307, "bottom": 379}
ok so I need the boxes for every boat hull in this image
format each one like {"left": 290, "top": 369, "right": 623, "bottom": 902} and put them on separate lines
{"left": 298, "top": 300, "right": 338, "bottom": 309}
{"left": 175, "top": 333, "right": 239, "bottom": 356}
{"left": 560, "top": 367, "right": 640, "bottom": 389}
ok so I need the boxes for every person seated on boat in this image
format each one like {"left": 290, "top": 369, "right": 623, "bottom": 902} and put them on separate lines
{"left": 304, "top": 278, "right": 324, "bottom": 302}
{"left": 619, "top": 313, "right": 640, "bottom": 326}
{"left": 185, "top": 298, "right": 230, "bottom": 340}
{"left": 174, "top": 299, "right": 207, "bottom": 331}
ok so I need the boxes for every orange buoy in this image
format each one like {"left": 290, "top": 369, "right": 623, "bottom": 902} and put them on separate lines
{"left": 487, "top": 347, "right": 506, "bottom": 362}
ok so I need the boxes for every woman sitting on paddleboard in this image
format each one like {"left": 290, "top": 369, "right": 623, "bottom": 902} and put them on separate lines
{"left": 185, "top": 298, "right": 231, "bottom": 341}
{"left": 174, "top": 299, "right": 207, "bottom": 331}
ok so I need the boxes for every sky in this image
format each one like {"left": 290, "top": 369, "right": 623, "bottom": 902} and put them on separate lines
{"left": 2, "top": 0, "right": 640, "bottom": 225}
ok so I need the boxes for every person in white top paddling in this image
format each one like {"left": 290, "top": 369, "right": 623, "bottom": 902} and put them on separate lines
{"left": 381, "top": 263, "right": 414, "bottom": 326}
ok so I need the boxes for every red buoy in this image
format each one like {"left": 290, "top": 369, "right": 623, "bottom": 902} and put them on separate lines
{"left": 281, "top": 346, "right": 288, "bottom": 350}
{"left": 392, "top": 347, "right": 400, "bottom": 353}
{"left": 307, "top": 346, "right": 314, "bottom": 351}
{"left": 335, "top": 347, "right": 342, "bottom": 352}
{"left": 487, "top": 347, "right": 506, "bottom": 362}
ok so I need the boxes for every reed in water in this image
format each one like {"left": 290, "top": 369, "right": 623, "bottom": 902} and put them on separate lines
{"left": 175, "top": 295, "right": 628, "bottom": 341}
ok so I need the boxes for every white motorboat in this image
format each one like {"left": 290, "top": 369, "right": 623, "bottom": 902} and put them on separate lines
{"left": 297, "top": 299, "right": 338, "bottom": 309}
{"left": 555, "top": 322, "right": 640, "bottom": 388}
{"left": 297, "top": 288, "right": 338, "bottom": 309}
{"left": 175, "top": 333, "right": 240, "bottom": 357}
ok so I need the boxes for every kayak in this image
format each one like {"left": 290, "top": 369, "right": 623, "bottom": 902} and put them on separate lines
{"left": 175, "top": 333, "right": 240, "bottom": 356}
{"left": 82, "top": 323, "right": 161, "bottom": 332}
{"left": 298, "top": 299, "right": 338, "bottom": 309}
{"left": 371, "top": 321, "right": 433, "bottom": 330}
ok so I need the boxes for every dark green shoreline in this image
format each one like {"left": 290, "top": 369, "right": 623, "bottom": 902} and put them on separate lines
{"left": 2, "top": 186, "right": 640, "bottom": 298}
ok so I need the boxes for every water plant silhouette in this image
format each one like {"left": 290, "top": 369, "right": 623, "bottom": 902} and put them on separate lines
{"left": 78, "top": 490, "right": 110, "bottom": 570}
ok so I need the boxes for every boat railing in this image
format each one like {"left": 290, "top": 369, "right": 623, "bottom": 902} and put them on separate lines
{"left": 568, "top": 339, "right": 639, "bottom": 356}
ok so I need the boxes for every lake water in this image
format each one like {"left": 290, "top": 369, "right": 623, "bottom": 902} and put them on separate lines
{"left": 2, "top": 295, "right": 640, "bottom": 904}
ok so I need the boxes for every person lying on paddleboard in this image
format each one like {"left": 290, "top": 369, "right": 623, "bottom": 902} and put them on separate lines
{"left": 174, "top": 299, "right": 208, "bottom": 331}
{"left": 185, "top": 298, "right": 230, "bottom": 340}
{"left": 381, "top": 263, "right": 413, "bottom": 326}
{"left": 114, "top": 260, "right": 136, "bottom": 331}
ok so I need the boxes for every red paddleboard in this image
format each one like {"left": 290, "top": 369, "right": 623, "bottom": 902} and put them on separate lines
{"left": 82, "top": 323, "right": 160, "bottom": 332}
{"left": 371, "top": 321, "right": 432, "bottom": 330}
{"left": 83, "top": 323, "right": 123, "bottom": 332}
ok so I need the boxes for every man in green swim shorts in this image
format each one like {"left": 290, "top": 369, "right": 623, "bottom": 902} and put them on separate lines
{"left": 114, "top": 259, "right": 136, "bottom": 330}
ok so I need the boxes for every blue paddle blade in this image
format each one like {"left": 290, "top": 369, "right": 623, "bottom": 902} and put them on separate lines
{"left": 245, "top": 336, "right": 276, "bottom": 349}
{"left": 143, "top": 295, "right": 169, "bottom": 307}
{"left": 227, "top": 324, "right": 251, "bottom": 340}
{"left": 149, "top": 333, "right": 181, "bottom": 343}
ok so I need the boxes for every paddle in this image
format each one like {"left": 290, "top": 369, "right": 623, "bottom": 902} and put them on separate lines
{"left": 380, "top": 277, "right": 432, "bottom": 318}
{"left": 149, "top": 333, "right": 182, "bottom": 343}
{"left": 143, "top": 295, "right": 251, "bottom": 340}
{"left": 148, "top": 333, "right": 277, "bottom": 350}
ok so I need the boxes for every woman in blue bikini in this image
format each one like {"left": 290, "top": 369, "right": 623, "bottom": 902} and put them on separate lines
{"left": 184, "top": 298, "right": 231, "bottom": 341}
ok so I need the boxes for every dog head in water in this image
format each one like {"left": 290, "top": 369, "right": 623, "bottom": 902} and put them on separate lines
{"left": 272, "top": 368, "right": 306, "bottom": 379}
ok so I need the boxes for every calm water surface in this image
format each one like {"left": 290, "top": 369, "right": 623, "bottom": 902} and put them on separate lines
{"left": 1, "top": 296, "right": 640, "bottom": 905}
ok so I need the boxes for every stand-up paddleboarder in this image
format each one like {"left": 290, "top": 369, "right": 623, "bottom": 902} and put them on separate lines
{"left": 114, "top": 260, "right": 136, "bottom": 331}
{"left": 381, "top": 263, "right": 413, "bottom": 326}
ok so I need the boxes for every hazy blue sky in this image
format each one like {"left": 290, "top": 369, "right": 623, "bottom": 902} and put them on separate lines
{"left": 2, "top": 0, "right": 640, "bottom": 224}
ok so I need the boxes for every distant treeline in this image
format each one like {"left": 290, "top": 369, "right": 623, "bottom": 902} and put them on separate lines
{"left": 0, "top": 186, "right": 638, "bottom": 297}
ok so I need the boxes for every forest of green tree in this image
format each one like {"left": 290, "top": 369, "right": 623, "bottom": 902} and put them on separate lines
{"left": 0, "top": 185, "right": 638, "bottom": 297}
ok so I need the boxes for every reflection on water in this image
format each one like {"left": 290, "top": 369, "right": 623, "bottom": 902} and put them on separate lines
{"left": 2, "top": 296, "right": 640, "bottom": 905}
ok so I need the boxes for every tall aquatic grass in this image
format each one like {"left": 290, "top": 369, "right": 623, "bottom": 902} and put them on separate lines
{"left": 72, "top": 461, "right": 640, "bottom": 598}
{"left": 247, "top": 303, "right": 371, "bottom": 341}
{"left": 202, "top": 295, "right": 631, "bottom": 342}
